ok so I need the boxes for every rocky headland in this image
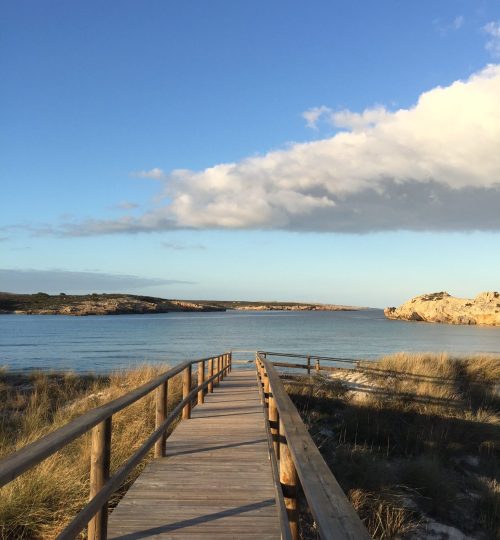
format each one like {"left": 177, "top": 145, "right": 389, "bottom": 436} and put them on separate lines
{"left": 0, "top": 293, "right": 364, "bottom": 316}
{"left": 223, "top": 302, "right": 362, "bottom": 311}
{"left": 384, "top": 291, "right": 500, "bottom": 326}
{"left": 0, "top": 293, "right": 224, "bottom": 316}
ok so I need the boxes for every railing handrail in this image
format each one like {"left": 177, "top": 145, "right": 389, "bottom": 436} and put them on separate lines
{"left": 0, "top": 352, "right": 232, "bottom": 540}
{"left": 254, "top": 371, "right": 293, "bottom": 540}
{"left": 257, "top": 353, "right": 370, "bottom": 540}
{"left": 259, "top": 350, "right": 359, "bottom": 364}
{"left": 0, "top": 355, "right": 218, "bottom": 488}
{"left": 58, "top": 362, "right": 226, "bottom": 539}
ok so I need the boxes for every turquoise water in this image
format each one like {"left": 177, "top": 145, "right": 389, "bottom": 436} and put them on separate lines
{"left": 1, "top": 310, "right": 500, "bottom": 372}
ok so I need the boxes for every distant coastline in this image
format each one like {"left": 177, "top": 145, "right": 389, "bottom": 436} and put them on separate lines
{"left": 0, "top": 292, "right": 366, "bottom": 316}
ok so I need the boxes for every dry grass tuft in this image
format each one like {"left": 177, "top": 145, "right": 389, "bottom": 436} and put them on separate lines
{"left": 0, "top": 365, "right": 182, "bottom": 539}
{"left": 349, "top": 488, "right": 419, "bottom": 539}
{"left": 287, "top": 352, "right": 500, "bottom": 539}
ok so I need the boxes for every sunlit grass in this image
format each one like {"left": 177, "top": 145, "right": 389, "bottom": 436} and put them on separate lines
{"left": 0, "top": 365, "right": 182, "bottom": 539}
{"left": 287, "top": 353, "right": 500, "bottom": 539}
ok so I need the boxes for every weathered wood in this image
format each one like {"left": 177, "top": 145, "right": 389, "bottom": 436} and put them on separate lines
{"left": 182, "top": 365, "right": 192, "bottom": 420}
{"left": 259, "top": 351, "right": 358, "bottom": 365}
{"left": 59, "top": 370, "right": 223, "bottom": 540}
{"left": 315, "top": 358, "right": 320, "bottom": 372}
{"left": 208, "top": 358, "right": 214, "bottom": 393}
{"left": 263, "top": 372, "right": 270, "bottom": 410}
{"left": 257, "top": 361, "right": 265, "bottom": 404}
{"left": 270, "top": 361, "right": 309, "bottom": 370}
{"left": 108, "top": 371, "right": 282, "bottom": 539}
{"left": 255, "top": 363, "right": 292, "bottom": 540}
{"left": 269, "top": 392, "right": 280, "bottom": 460}
{"left": 0, "top": 359, "right": 201, "bottom": 488}
{"left": 260, "top": 355, "right": 371, "bottom": 540}
{"left": 306, "top": 355, "right": 311, "bottom": 375}
{"left": 198, "top": 361, "right": 205, "bottom": 405}
{"left": 154, "top": 381, "right": 168, "bottom": 458}
{"left": 279, "top": 418, "right": 299, "bottom": 540}
{"left": 88, "top": 418, "right": 112, "bottom": 540}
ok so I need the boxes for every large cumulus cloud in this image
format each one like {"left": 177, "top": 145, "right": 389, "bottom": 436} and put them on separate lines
{"left": 65, "top": 65, "right": 500, "bottom": 235}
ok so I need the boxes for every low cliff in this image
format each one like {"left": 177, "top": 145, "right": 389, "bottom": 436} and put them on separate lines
{"left": 384, "top": 291, "right": 500, "bottom": 326}
{"left": 0, "top": 293, "right": 225, "bottom": 316}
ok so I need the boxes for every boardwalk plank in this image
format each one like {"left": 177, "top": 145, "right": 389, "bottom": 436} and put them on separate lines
{"left": 108, "top": 370, "right": 281, "bottom": 539}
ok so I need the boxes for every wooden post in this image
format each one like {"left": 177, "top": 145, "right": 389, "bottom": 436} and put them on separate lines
{"left": 315, "top": 358, "right": 320, "bottom": 372}
{"left": 256, "top": 360, "right": 264, "bottom": 404}
{"left": 279, "top": 419, "right": 299, "bottom": 540}
{"left": 214, "top": 356, "right": 218, "bottom": 386}
{"left": 198, "top": 361, "right": 205, "bottom": 405}
{"left": 88, "top": 417, "right": 112, "bottom": 540}
{"left": 154, "top": 381, "right": 168, "bottom": 458}
{"left": 208, "top": 358, "right": 214, "bottom": 393}
{"left": 259, "top": 363, "right": 266, "bottom": 404}
{"left": 229, "top": 352, "right": 232, "bottom": 372}
{"left": 220, "top": 355, "right": 225, "bottom": 381}
{"left": 182, "top": 364, "right": 192, "bottom": 419}
{"left": 269, "top": 389, "right": 280, "bottom": 460}
{"left": 307, "top": 355, "right": 311, "bottom": 375}
{"left": 263, "top": 372, "right": 270, "bottom": 411}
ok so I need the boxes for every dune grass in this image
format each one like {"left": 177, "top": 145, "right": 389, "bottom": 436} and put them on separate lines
{"left": 287, "top": 353, "right": 500, "bottom": 539}
{"left": 0, "top": 365, "right": 183, "bottom": 539}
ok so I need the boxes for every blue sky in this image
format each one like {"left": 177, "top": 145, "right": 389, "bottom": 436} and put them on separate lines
{"left": 1, "top": 1, "right": 500, "bottom": 307}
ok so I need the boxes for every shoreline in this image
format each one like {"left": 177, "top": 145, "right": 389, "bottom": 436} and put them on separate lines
{"left": 0, "top": 292, "right": 367, "bottom": 316}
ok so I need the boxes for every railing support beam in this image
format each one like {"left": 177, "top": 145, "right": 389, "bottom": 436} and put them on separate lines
{"left": 279, "top": 419, "right": 299, "bottom": 540}
{"left": 198, "top": 361, "right": 205, "bottom": 405}
{"left": 269, "top": 392, "right": 279, "bottom": 460}
{"left": 154, "top": 381, "right": 168, "bottom": 458}
{"left": 208, "top": 358, "right": 214, "bottom": 393}
{"left": 182, "top": 365, "right": 192, "bottom": 419}
{"left": 88, "top": 417, "right": 112, "bottom": 540}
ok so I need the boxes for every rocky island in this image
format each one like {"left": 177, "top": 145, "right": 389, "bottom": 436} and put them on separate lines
{"left": 0, "top": 292, "right": 364, "bottom": 316}
{"left": 384, "top": 291, "right": 500, "bottom": 326}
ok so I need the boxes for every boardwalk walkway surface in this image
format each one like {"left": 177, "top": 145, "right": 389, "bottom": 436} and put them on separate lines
{"left": 107, "top": 369, "right": 281, "bottom": 540}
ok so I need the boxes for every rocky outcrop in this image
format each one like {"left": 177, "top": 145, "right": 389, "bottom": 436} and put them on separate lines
{"left": 384, "top": 291, "right": 500, "bottom": 326}
{"left": 234, "top": 304, "right": 362, "bottom": 311}
{"left": 0, "top": 293, "right": 225, "bottom": 316}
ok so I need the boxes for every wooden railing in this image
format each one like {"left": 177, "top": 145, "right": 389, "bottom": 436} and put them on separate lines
{"left": 258, "top": 350, "right": 359, "bottom": 374}
{"left": 256, "top": 352, "right": 371, "bottom": 540}
{"left": 0, "top": 352, "right": 232, "bottom": 540}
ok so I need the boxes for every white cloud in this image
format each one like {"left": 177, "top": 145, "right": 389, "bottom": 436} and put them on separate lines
{"left": 433, "top": 15, "right": 465, "bottom": 36}
{"left": 133, "top": 167, "right": 166, "bottom": 179}
{"left": 56, "top": 65, "right": 500, "bottom": 235}
{"left": 302, "top": 106, "right": 332, "bottom": 129}
{"left": 484, "top": 21, "right": 500, "bottom": 58}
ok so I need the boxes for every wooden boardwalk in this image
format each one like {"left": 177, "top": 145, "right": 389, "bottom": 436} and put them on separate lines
{"left": 107, "top": 370, "right": 281, "bottom": 539}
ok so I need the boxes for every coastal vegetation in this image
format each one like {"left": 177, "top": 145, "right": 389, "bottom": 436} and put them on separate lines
{"left": 0, "top": 292, "right": 224, "bottom": 316}
{"left": 1, "top": 354, "right": 497, "bottom": 539}
{"left": 0, "top": 292, "right": 362, "bottom": 316}
{"left": 0, "top": 365, "right": 183, "bottom": 539}
{"left": 287, "top": 353, "right": 499, "bottom": 539}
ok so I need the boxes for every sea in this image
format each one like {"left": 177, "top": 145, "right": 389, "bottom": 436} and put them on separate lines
{"left": 1, "top": 310, "right": 500, "bottom": 373}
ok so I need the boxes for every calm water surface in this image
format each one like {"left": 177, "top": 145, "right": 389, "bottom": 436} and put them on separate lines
{"left": 1, "top": 310, "right": 500, "bottom": 372}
